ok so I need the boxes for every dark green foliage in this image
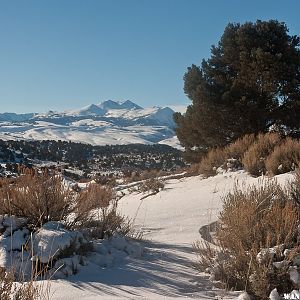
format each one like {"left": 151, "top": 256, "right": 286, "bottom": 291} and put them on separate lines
{"left": 0, "top": 139, "right": 185, "bottom": 177}
{"left": 175, "top": 20, "right": 300, "bottom": 161}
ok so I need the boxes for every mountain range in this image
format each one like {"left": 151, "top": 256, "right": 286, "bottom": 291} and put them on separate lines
{"left": 0, "top": 100, "right": 183, "bottom": 149}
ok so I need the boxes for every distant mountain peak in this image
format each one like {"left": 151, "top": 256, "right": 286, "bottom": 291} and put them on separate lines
{"left": 64, "top": 103, "right": 105, "bottom": 117}
{"left": 119, "top": 100, "right": 142, "bottom": 110}
{"left": 99, "top": 100, "right": 142, "bottom": 110}
{"left": 0, "top": 100, "right": 180, "bottom": 148}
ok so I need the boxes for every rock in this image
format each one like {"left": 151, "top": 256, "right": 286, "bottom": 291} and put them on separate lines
{"left": 0, "top": 228, "right": 29, "bottom": 251}
{"left": 293, "top": 254, "right": 300, "bottom": 266}
{"left": 52, "top": 255, "right": 83, "bottom": 278}
{"left": 93, "top": 241, "right": 108, "bottom": 255}
{"left": 237, "top": 292, "right": 252, "bottom": 300}
{"left": 273, "top": 260, "right": 288, "bottom": 269}
{"left": 3, "top": 215, "right": 27, "bottom": 231}
{"left": 257, "top": 245, "right": 284, "bottom": 264}
{"left": 110, "top": 234, "right": 127, "bottom": 251}
{"left": 125, "top": 242, "right": 143, "bottom": 258}
{"left": 289, "top": 266, "right": 300, "bottom": 285}
{"left": 41, "top": 221, "right": 65, "bottom": 230}
{"left": 269, "top": 288, "right": 282, "bottom": 300}
{"left": 33, "top": 221, "right": 84, "bottom": 264}
{"left": 88, "top": 252, "right": 114, "bottom": 268}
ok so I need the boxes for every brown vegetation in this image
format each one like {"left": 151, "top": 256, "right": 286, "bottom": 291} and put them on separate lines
{"left": 198, "top": 148, "right": 227, "bottom": 177}
{"left": 139, "top": 178, "right": 165, "bottom": 194}
{"left": 0, "top": 169, "right": 73, "bottom": 228}
{"left": 241, "top": 133, "right": 282, "bottom": 176}
{"left": 0, "top": 168, "right": 127, "bottom": 239}
{"left": 225, "top": 134, "right": 256, "bottom": 160}
{"left": 0, "top": 266, "right": 42, "bottom": 300}
{"left": 265, "top": 138, "right": 300, "bottom": 175}
{"left": 195, "top": 132, "right": 300, "bottom": 177}
{"left": 194, "top": 176, "right": 300, "bottom": 298}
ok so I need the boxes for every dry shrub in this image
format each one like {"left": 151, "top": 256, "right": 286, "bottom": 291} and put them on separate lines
{"left": 126, "top": 169, "right": 167, "bottom": 183}
{"left": 185, "top": 164, "right": 202, "bottom": 176}
{"left": 0, "top": 169, "right": 73, "bottom": 227}
{"left": 219, "top": 180, "right": 299, "bottom": 251}
{"left": 139, "top": 169, "right": 163, "bottom": 181}
{"left": 265, "top": 138, "right": 300, "bottom": 175}
{"left": 198, "top": 148, "right": 228, "bottom": 177}
{"left": 197, "top": 134, "right": 256, "bottom": 177}
{"left": 139, "top": 178, "right": 165, "bottom": 194}
{"left": 0, "top": 168, "right": 128, "bottom": 239}
{"left": 193, "top": 240, "right": 218, "bottom": 273}
{"left": 186, "top": 132, "right": 297, "bottom": 178}
{"left": 70, "top": 183, "right": 128, "bottom": 239}
{"left": 195, "top": 178, "right": 300, "bottom": 298}
{"left": 94, "top": 175, "right": 116, "bottom": 187}
{"left": 242, "top": 132, "right": 282, "bottom": 176}
{"left": 72, "top": 184, "right": 114, "bottom": 224}
{"left": 225, "top": 134, "right": 256, "bottom": 159}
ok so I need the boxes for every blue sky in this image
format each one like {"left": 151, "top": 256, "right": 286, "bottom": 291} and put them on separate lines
{"left": 0, "top": 0, "right": 299, "bottom": 113}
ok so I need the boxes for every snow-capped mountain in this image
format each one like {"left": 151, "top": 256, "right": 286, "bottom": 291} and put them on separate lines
{"left": 0, "top": 100, "right": 182, "bottom": 149}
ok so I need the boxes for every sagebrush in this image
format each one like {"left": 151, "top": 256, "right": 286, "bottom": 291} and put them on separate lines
{"left": 194, "top": 176, "right": 300, "bottom": 298}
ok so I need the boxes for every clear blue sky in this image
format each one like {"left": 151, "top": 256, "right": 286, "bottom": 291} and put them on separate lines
{"left": 0, "top": 0, "right": 299, "bottom": 113}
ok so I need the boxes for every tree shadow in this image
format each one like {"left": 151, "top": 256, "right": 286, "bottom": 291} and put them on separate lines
{"left": 61, "top": 239, "right": 217, "bottom": 299}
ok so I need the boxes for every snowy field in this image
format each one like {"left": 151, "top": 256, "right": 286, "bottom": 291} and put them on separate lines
{"left": 47, "top": 171, "right": 293, "bottom": 299}
{"left": 0, "top": 101, "right": 184, "bottom": 149}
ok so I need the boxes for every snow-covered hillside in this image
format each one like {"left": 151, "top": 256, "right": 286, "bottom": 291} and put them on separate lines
{"left": 0, "top": 100, "right": 183, "bottom": 148}
{"left": 46, "top": 171, "right": 293, "bottom": 299}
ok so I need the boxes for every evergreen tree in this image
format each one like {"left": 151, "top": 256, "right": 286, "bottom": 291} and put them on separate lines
{"left": 175, "top": 20, "right": 300, "bottom": 160}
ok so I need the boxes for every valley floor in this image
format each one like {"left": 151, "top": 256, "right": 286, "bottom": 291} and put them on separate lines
{"left": 47, "top": 171, "right": 293, "bottom": 299}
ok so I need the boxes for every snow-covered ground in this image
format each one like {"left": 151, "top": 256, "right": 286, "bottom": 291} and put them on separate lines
{"left": 45, "top": 171, "right": 294, "bottom": 299}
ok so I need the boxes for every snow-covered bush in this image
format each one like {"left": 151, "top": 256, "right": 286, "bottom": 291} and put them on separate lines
{"left": 195, "top": 176, "right": 300, "bottom": 298}
{"left": 0, "top": 215, "right": 143, "bottom": 283}
{"left": 0, "top": 168, "right": 141, "bottom": 284}
{"left": 0, "top": 216, "right": 47, "bottom": 300}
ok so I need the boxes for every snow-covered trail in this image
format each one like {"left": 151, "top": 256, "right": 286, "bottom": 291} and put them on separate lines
{"left": 49, "top": 171, "right": 293, "bottom": 299}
